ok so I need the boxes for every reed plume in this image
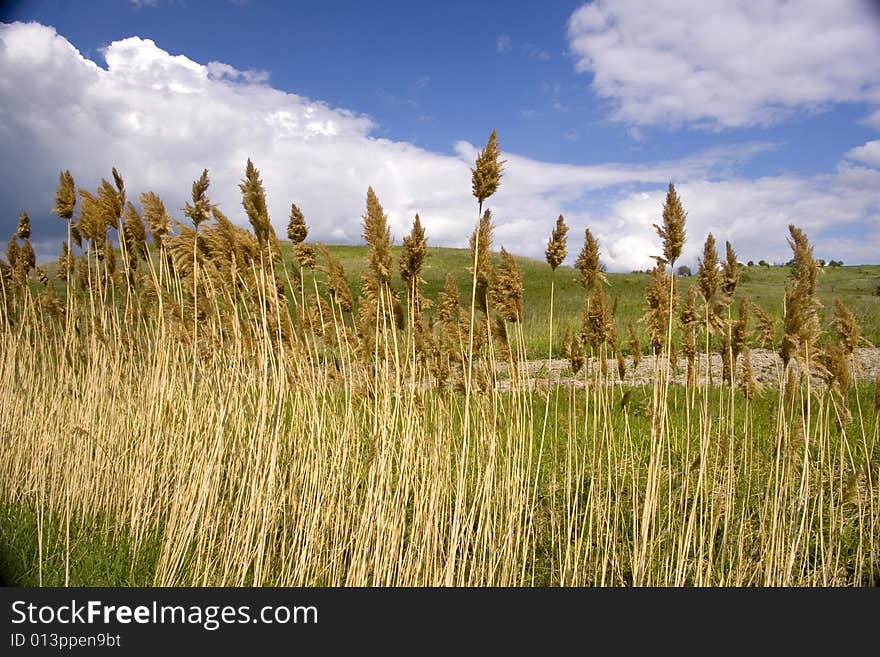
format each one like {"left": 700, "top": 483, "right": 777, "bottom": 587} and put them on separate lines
{"left": 545, "top": 215, "right": 568, "bottom": 271}
{"left": 139, "top": 192, "right": 171, "bottom": 249}
{"left": 239, "top": 160, "right": 280, "bottom": 258}
{"left": 362, "top": 187, "right": 393, "bottom": 285}
{"left": 57, "top": 241, "right": 74, "bottom": 282}
{"left": 185, "top": 169, "right": 212, "bottom": 229}
{"left": 471, "top": 129, "right": 505, "bottom": 214}
{"left": 781, "top": 224, "right": 820, "bottom": 367}
{"left": 583, "top": 283, "right": 613, "bottom": 350}
{"left": 121, "top": 202, "right": 147, "bottom": 264}
{"left": 16, "top": 212, "right": 31, "bottom": 240}
{"left": 563, "top": 327, "right": 584, "bottom": 374}
{"left": 831, "top": 298, "right": 860, "bottom": 355}
{"left": 575, "top": 228, "right": 605, "bottom": 290}
{"left": 752, "top": 302, "right": 775, "bottom": 349}
{"left": 641, "top": 262, "right": 673, "bottom": 353}
{"left": 287, "top": 203, "right": 308, "bottom": 244}
{"left": 490, "top": 247, "right": 523, "bottom": 323}
{"left": 653, "top": 182, "right": 686, "bottom": 266}
{"left": 52, "top": 170, "right": 76, "bottom": 221}
{"left": 696, "top": 233, "right": 719, "bottom": 303}
{"left": 469, "top": 209, "right": 494, "bottom": 313}
{"left": 720, "top": 241, "right": 739, "bottom": 302}
{"left": 628, "top": 320, "right": 642, "bottom": 370}
{"left": 400, "top": 213, "right": 430, "bottom": 318}
{"left": 317, "top": 243, "right": 353, "bottom": 313}
{"left": 739, "top": 346, "right": 762, "bottom": 401}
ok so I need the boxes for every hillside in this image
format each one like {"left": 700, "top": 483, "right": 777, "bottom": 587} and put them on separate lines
{"left": 282, "top": 243, "right": 880, "bottom": 357}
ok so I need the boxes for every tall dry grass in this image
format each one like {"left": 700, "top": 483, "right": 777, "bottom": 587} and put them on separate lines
{"left": 0, "top": 138, "right": 877, "bottom": 586}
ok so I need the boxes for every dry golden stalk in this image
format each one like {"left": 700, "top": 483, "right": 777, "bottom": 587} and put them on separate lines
{"left": 575, "top": 227, "right": 606, "bottom": 290}
{"left": 490, "top": 247, "right": 523, "bottom": 323}
{"left": 122, "top": 202, "right": 147, "bottom": 263}
{"left": 616, "top": 349, "right": 627, "bottom": 381}
{"left": 287, "top": 203, "right": 308, "bottom": 244}
{"left": 752, "top": 302, "right": 775, "bottom": 349}
{"left": 185, "top": 169, "right": 212, "bottom": 229}
{"left": 294, "top": 243, "right": 316, "bottom": 270}
{"left": 469, "top": 209, "right": 494, "bottom": 313}
{"left": 628, "top": 321, "right": 642, "bottom": 370}
{"left": 317, "top": 243, "right": 353, "bottom": 313}
{"left": 139, "top": 192, "right": 171, "bottom": 249}
{"left": 52, "top": 170, "right": 76, "bottom": 221}
{"left": 545, "top": 214, "right": 568, "bottom": 271}
{"left": 653, "top": 182, "right": 686, "bottom": 266}
{"left": 16, "top": 212, "right": 31, "bottom": 240}
{"left": 696, "top": 233, "right": 719, "bottom": 303}
{"left": 720, "top": 241, "right": 739, "bottom": 302}
{"left": 874, "top": 374, "right": 880, "bottom": 412}
{"left": 35, "top": 267, "right": 49, "bottom": 287}
{"left": 831, "top": 299, "right": 861, "bottom": 355}
{"left": 471, "top": 129, "right": 505, "bottom": 211}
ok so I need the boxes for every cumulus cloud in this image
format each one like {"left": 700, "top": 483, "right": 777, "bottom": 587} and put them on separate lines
{"left": 845, "top": 140, "right": 880, "bottom": 168}
{"left": 566, "top": 0, "right": 880, "bottom": 129}
{"left": 0, "top": 21, "right": 877, "bottom": 273}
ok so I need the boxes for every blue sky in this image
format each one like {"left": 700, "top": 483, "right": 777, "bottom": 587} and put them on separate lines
{"left": 1, "top": 0, "right": 879, "bottom": 271}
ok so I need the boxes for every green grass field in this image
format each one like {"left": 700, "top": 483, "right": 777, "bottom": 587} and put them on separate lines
{"left": 288, "top": 243, "right": 880, "bottom": 358}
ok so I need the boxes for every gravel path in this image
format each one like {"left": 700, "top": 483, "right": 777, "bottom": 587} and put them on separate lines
{"left": 495, "top": 347, "right": 880, "bottom": 390}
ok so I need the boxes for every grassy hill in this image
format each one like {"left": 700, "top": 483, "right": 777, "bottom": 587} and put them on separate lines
{"left": 282, "top": 243, "right": 880, "bottom": 358}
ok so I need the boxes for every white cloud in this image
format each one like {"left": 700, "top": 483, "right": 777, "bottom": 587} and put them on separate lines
{"left": 496, "top": 34, "right": 512, "bottom": 53}
{"left": 845, "top": 140, "right": 880, "bottom": 168}
{"left": 0, "top": 21, "right": 877, "bottom": 273}
{"left": 594, "top": 167, "right": 880, "bottom": 271}
{"left": 566, "top": 0, "right": 880, "bottom": 129}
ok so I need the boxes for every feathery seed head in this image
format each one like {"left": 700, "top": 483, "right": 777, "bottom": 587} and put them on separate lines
{"left": 362, "top": 186, "right": 394, "bottom": 285}
{"left": 294, "top": 242, "right": 316, "bottom": 270}
{"left": 720, "top": 241, "right": 739, "bottom": 301}
{"left": 185, "top": 169, "right": 212, "bottom": 228}
{"left": 122, "top": 202, "right": 147, "bottom": 262}
{"left": 696, "top": 233, "right": 719, "bottom": 302}
{"left": 287, "top": 203, "right": 308, "bottom": 244}
{"left": 831, "top": 298, "right": 861, "bottom": 355}
{"left": 16, "top": 212, "right": 31, "bottom": 240}
{"left": 139, "top": 192, "right": 170, "bottom": 248}
{"left": 653, "top": 182, "right": 686, "bottom": 266}
{"left": 490, "top": 247, "right": 523, "bottom": 323}
{"left": 52, "top": 170, "right": 76, "bottom": 221}
{"left": 400, "top": 213, "right": 428, "bottom": 285}
{"left": 575, "top": 227, "right": 606, "bottom": 290}
{"left": 471, "top": 129, "right": 505, "bottom": 208}
{"left": 545, "top": 214, "right": 568, "bottom": 271}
